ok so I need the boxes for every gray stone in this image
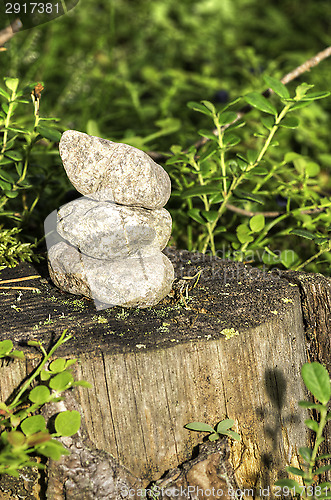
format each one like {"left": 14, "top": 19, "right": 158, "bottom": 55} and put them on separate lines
{"left": 47, "top": 241, "right": 174, "bottom": 308}
{"left": 57, "top": 198, "right": 172, "bottom": 260}
{"left": 59, "top": 131, "right": 171, "bottom": 209}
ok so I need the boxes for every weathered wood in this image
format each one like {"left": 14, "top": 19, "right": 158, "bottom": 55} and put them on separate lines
{"left": 1, "top": 248, "right": 327, "bottom": 496}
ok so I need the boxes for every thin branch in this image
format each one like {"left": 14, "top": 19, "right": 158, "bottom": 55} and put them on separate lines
{"left": 0, "top": 286, "right": 40, "bottom": 291}
{"left": 226, "top": 204, "right": 328, "bottom": 218}
{"left": 0, "top": 19, "right": 22, "bottom": 48}
{"left": 149, "top": 46, "right": 331, "bottom": 162}
{"left": 0, "top": 275, "right": 41, "bottom": 284}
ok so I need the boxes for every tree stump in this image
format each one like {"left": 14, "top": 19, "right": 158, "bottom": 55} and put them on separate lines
{"left": 1, "top": 247, "right": 329, "bottom": 497}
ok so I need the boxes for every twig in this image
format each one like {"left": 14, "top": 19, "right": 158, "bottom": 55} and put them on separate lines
{"left": 149, "top": 47, "right": 331, "bottom": 162}
{"left": 226, "top": 204, "right": 328, "bottom": 218}
{"left": 0, "top": 286, "right": 40, "bottom": 291}
{"left": 0, "top": 275, "right": 41, "bottom": 284}
{"left": 0, "top": 19, "right": 22, "bottom": 48}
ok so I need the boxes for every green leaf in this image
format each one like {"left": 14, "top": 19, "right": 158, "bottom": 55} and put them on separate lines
{"left": 49, "top": 358, "right": 67, "bottom": 373}
{"left": 201, "top": 210, "right": 219, "bottom": 223}
{"left": 0, "top": 180, "right": 11, "bottom": 190}
{"left": 54, "top": 410, "right": 81, "bottom": 436}
{"left": 223, "top": 133, "right": 241, "bottom": 146}
{"left": 249, "top": 214, "right": 265, "bottom": 232}
{"left": 280, "top": 116, "right": 300, "bottom": 129}
{"left": 4, "top": 150, "right": 23, "bottom": 161}
{"left": 184, "top": 422, "right": 215, "bottom": 433}
{"left": 216, "top": 419, "right": 234, "bottom": 432}
{"left": 301, "top": 362, "right": 331, "bottom": 404}
{"left": 49, "top": 371, "right": 74, "bottom": 392}
{"left": 6, "top": 127, "right": 30, "bottom": 134}
{"left": 247, "top": 149, "right": 259, "bottom": 164}
{"left": 6, "top": 430, "right": 26, "bottom": 447}
{"left": 0, "top": 158, "right": 14, "bottom": 165}
{"left": 0, "top": 339, "right": 13, "bottom": 356}
{"left": 4, "top": 190, "right": 19, "bottom": 198}
{"left": 274, "top": 479, "right": 304, "bottom": 495}
{"left": 187, "top": 101, "right": 213, "bottom": 117}
{"left": 0, "top": 87, "right": 11, "bottom": 100}
{"left": 300, "top": 91, "right": 330, "bottom": 101}
{"left": 280, "top": 249, "right": 299, "bottom": 268}
{"left": 65, "top": 359, "right": 77, "bottom": 369}
{"left": 40, "top": 370, "right": 51, "bottom": 381}
{"left": 290, "top": 229, "right": 316, "bottom": 240}
{"left": 181, "top": 185, "right": 221, "bottom": 198}
{"left": 208, "top": 433, "right": 220, "bottom": 441}
{"left": 36, "top": 125, "right": 61, "bottom": 142}
{"left": 314, "top": 465, "right": 331, "bottom": 475}
{"left": 73, "top": 380, "right": 92, "bottom": 388}
{"left": 261, "top": 115, "right": 274, "bottom": 130}
{"left": 201, "top": 100, "right": 216, "bottom": 114}
{"left": 233, "top": 189, "right": 264, "bottom": 205}
{"left": 299, "top": 447, "right": 312, "bottom": 461}
{"left": 305, "top": 162, "right": 320, "bottom": 177}
{"left": 187, "top": 209, "right": 205, "bottom": 225}
{"left": 298, "top": 401, "right": 325, "bottom": 411}
{"left": 29, "top": 386, "right": 51, "bottom": 404}
{"left": 286, "top": 466, "right": 305, "bottom": 476}
{"left": 264, "top": 76, "right": 290, "bottom": 99}
{"left": 37, "top": 440, "right": 70, "bottom": 460}
{"left": 4, "top": 78, "right": 19, "bottom": 93}
{"left": 304, "top": 419, "right": 319, "bottom": 432}
{"left": 9, "top": 350, "right": 25, "bottom": 360}
{"left": 295, "top": 82, "right": 314, "bottom": 100}
{"left": 236, "top": 224, "right": 254, "bottom": 244}
{"left": 198, "top": 129, "right": 218, "bottom": 141}
{"left": 217, "top": 111, "right": 237, "bottom": 126}
{"left": 21, "top": 415, "right": 46, "bottom": 436}
{"left": 244, "top": 92, "right": 277, "bottom": 115}
{"left": 0, "top": 169, "right": 15, "bottom": 184}
{"left": 222, "top": 430, "right": 241, "bottom": 441}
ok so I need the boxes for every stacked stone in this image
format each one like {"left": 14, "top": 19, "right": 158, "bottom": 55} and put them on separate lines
{"left": 47, "top": 130, "right": 174, "bottom": 309}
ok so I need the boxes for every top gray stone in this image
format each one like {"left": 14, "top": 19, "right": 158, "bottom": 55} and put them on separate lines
{"left": 59, "top": 130, "right": 171, "bottom": 209}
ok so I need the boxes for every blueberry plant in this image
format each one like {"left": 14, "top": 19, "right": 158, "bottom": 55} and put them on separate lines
{"left": 0, "top": 329, "right": 91, "bottom": 476}
{"left": 167, "top": 77, "right": 331, "bottom": 275}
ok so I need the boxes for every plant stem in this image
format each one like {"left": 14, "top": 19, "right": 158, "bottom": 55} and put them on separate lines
{"left": 201, "top": 103, "right": 292, "bottom": 254}
{"left": 0, "top": 89, "right": 17, "bottom": 159}
{"left": 9, "top": 330, "right": 71, "bottom": 409}
{"left": 294, "top": 241, "right": 331, "bottom": 271}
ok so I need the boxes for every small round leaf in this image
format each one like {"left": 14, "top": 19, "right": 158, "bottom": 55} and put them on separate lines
{"left": 21, "top": 415, "right": 46, "bottom": 436}
{"left": 55, "top": 410, "right": 81, "bottom": 437}
{"left": 29, "top": 386, "right": 51, "bottom": 404}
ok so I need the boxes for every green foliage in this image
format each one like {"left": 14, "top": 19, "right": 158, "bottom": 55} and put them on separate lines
{"left": 275, "top": 362, "right": 331, "bottom": 498}
{"left": 184, "top": 418, "right": 241, "bottom": 442}
{"left": 0, "top": 330, "right": 91, "bottom": 477}
{"left": 0, "top": 76, "right": 63, "bottom": 267}
{"left": 167, "top": 78, "right": 331, "bottom": 274}
{"left": 0, "top": 225, "right": 39, "bottom": 270}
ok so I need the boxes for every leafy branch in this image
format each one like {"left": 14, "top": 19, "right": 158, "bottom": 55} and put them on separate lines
{"left": 0, "top": 330, "right": 91, "bottom": 477}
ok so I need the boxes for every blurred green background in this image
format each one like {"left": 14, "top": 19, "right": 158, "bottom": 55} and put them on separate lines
{"left": 1, "top": 0, "right": 330, "bottom": 271}
{"left": 2, "top": 0, "right": 330, "bottom": 149}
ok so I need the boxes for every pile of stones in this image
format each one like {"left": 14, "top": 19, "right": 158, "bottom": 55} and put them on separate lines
{"left": 46, "top": 130, "right": 174, "bottom": 309}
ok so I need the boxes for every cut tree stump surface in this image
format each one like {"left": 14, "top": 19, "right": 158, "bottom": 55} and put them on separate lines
{"left": 1, "top": 247, "right": 326, "bottom": 491}
{"left": 0, "top": 247, "right": 301, "bottom": 354}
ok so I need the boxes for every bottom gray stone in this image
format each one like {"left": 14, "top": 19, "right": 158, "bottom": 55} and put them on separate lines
{"left": 47, "top": 241, "right": 175, "bottom": 309}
